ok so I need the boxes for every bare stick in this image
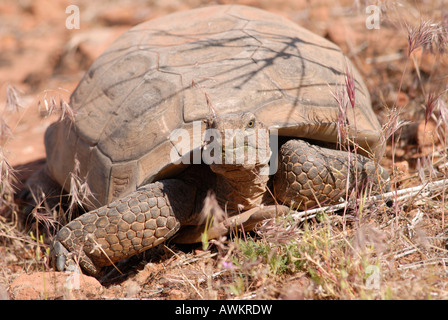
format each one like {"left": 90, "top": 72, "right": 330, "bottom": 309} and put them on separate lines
{"left": 289, "top": 178, "right": 448, "bottom": 222}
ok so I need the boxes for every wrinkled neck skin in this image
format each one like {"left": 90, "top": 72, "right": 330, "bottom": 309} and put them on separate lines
{"left": 210, "top": 162, "right": 271, "bottom": 215}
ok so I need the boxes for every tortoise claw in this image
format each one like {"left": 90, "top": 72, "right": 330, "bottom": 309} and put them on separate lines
{"left": 54, "top": 241, "right": 67, "bottom": 271}
{"left": 51, "top": 240, "right": 80, "bottom": 273}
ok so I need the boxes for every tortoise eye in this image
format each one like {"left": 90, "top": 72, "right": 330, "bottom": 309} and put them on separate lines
{"left": 247, "top": 120, "right": 255, "bottom": 128}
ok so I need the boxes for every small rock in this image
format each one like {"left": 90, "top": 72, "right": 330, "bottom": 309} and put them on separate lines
{"left": 417, "top": 120, "right": 439, "bottom": 155}
{"left": 413, "top": 48, "right": 448, "bottom": 74}
{"left": 396, "top": 92, "right": 410, "bottom": 108}
{"left": 9, "top": 271, "right": 103, "bottom": 300}
{"left": 280, "top": 277, "right": 314, "bottom": 300}
{"left": 168, "top": 289, "right": 187, "bottom": 300}
{"left": 125, "top": 280, "right": 140, "bottom": 298}
{"left": 394, "top": 160, "right": 410, "bottom": 178}
{"left": 0, "top": 284, "right": 9, "bottom": 300}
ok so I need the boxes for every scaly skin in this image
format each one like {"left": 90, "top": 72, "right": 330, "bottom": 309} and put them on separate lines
{"left": 273, "top": 139, "right": 390, "bottom": 209}
{"left": 52, "top": 180, "right": 195, "bottom": 275}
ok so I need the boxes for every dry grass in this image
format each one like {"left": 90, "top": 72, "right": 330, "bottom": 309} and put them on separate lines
{"left": 0, "top": 0, "right": 447, "bottom": 300}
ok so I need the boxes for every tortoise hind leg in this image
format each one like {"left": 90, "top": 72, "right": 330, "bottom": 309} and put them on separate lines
{"left": 51, "top": 179, "right": 197, "bottom": 276}
{"left": 273, "top": 139, "right": 390, "bottom": 210}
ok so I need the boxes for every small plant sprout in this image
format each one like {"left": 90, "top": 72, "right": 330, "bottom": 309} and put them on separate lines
{"left": 1, "top": 85, "right": 25, "bottom": 144}
{"left": 66, "top": 155, "right": 94, "bottom": 218}
{"left": 406, "top": 19, "right": 447, "bottom": 57}
{"left": 5, "top": 85, "right": 24, "bottom": 113}
{"left": 330, "top": 83, "right": 350, "bottom": 150}
{"left": 424, "top": 91, "right": 441, "bottom": 127}
{"left": 200, "top": 191, "right": 227, "bottom": 250}
{"left": 345, "top": 62, "right": 356, "bottom": 110}
{"left": 0, "top": 150, "right": 16, "bottom": 210}
{"left": 37, "top": 89, "right": 76, "bottom": 122}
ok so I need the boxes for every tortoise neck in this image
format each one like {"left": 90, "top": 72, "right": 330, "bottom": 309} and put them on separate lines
{"left": 211, "top": 163, "right": 270, "bottom": 214}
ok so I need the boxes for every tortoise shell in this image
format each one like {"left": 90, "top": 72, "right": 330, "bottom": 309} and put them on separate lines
{"left": 44, "top": 5, "right": 380, "bottom": 209}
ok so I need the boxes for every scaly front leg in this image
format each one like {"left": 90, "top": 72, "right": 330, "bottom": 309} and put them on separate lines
{"left": 274, "top": 139, "right": 390, "bottom": 210}
{"left": 51, "top": 179, "right": 196, "bottom": 276}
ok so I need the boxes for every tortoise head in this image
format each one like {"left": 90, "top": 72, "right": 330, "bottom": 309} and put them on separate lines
{"left": 203, "top": 112, "right": 272, "bottom": 173}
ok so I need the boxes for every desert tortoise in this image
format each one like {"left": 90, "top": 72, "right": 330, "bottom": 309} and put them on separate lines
{"left": 26, "top": 5, "right": 389, "bottom": 275}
